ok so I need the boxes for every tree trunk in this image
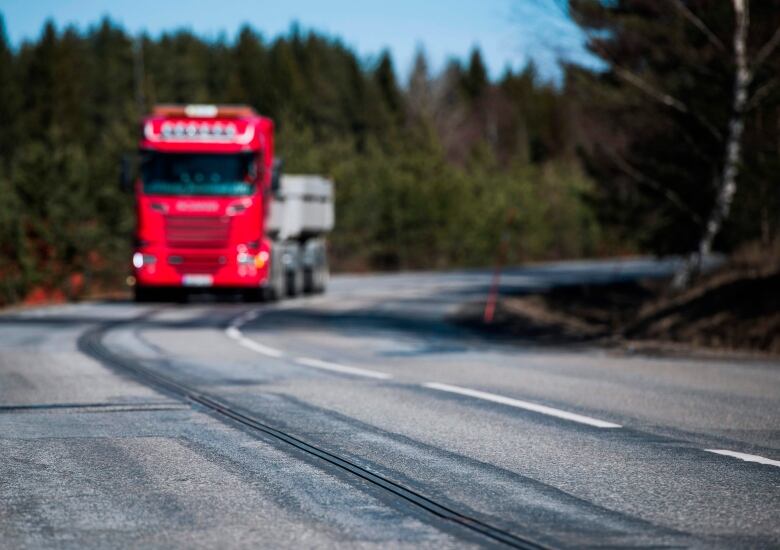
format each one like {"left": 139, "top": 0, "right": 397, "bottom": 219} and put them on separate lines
{"left": 673, "top": 0, "right": 750, "bottom": 289}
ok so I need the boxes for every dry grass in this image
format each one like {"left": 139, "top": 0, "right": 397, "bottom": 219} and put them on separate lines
{"left": 462, "top": 243, "right": 780, "bottom": 356}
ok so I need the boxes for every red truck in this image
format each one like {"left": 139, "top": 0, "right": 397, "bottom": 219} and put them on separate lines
{"left": 123, "top": 104, "right": 333, "bottom": 302}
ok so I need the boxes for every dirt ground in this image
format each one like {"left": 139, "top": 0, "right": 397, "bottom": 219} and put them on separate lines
{"left": 458, "top": 250, "right": 780, "bottom": 357}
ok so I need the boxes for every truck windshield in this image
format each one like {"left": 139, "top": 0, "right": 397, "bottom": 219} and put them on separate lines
{"left": 141, "top": 152, "right": 255, "bottom": 196}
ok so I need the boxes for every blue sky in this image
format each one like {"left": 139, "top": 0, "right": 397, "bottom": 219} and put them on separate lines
{"left": 0, "top": 0, "right": 594, "bottom": 82}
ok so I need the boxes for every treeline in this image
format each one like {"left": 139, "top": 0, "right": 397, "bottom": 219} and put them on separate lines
{"left": 1, "top": 5, "right": 778, "bottom": 305}
{"left": 0, "top": 16, "right": 600, "bottom": 303}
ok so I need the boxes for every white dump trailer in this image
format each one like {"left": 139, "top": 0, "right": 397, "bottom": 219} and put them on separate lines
{"left": 266, "top": 175, "right": 334, "bottom": 297}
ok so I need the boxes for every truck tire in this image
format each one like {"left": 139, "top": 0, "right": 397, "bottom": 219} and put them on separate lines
{"left": 302, "top": 239, "right": 327, "bottom": 294}
{"left": 263, "top": 246, "right": 286, "bottom": 301}
{"left": 261, "top": 276, "right": 282, "bottom": 302}
{"left": 305, "top": 264, "right": 327, "bottom": 294}
{"left": 262, "top": 286, "right": 277, "bottom": 302}
{"left": 316, "top": 264, "right": 329, "bottom": 294}
{"left": 285, "top": 267, "right": 303, "bottom": 297}
{"left": 303, "top": 267, "right": 315, "bottom": 294}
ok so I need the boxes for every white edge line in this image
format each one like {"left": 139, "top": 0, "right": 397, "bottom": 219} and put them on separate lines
{"left": 236, "top": 337, "right": 285, "bottom": 358}
{"left": 225, "top": 327, "right": 241, "bottom": 339}
{"left": 423, "top": 382, "right": 621, "bottom": 429}
{"left": 296, "top": 357, "right": 392, "bottom": 380}
{"left": 226, "top": 324, "right": 285, "bottom": 358}
{"left": 226, "top": 311, "right": 287, "bottom": 358}
{"left": 227, "top": 312, "right": 390, "bottom": 379}
{"left": 705, "top": 449, "right": 780, "bottom": 468}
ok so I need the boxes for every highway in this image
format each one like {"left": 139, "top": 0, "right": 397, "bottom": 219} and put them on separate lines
{"left": 2, "top": 259, "right": 778, "bottom": 548}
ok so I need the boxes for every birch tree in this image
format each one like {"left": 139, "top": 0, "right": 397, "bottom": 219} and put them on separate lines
{"left": 553, "top": 0, "right": 780, "bottom": 286}
{"left": 674, "top": 0, "right": 777, "bottom": 287}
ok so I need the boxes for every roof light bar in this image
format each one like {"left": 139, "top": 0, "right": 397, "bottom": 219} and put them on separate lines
{"left": 152, "top": 104, "right": 257, "bottom": 118}
{"left": 185, "top": 104, "right": 218, "bottom": 117}
{"left": 147, "top": 120, "right": 254, "bottom": 144}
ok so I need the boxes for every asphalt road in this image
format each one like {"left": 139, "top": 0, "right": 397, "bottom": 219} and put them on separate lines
{"left": 2, "top": 259, "right": 778, "bottom": 548}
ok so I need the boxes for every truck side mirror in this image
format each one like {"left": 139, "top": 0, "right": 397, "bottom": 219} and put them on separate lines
{"left": 271, "top": 157, "right": 283, "bottom": 196}
{"left": 120, "top": 154, "right": 136, "bottom": 193}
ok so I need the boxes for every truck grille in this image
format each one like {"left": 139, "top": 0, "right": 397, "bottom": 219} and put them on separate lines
{"left": 169, "top": 254, "right": 226, "bottom": 274}
{"left": 165, "top": 216, "right": 230, "bottom": 248}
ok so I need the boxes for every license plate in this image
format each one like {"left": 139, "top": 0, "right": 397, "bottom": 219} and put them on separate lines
{"left": 182, "top": 274, "right": 213, "bottom": 287}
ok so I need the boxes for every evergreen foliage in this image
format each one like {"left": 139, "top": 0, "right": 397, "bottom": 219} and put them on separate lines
{"left": 0, "top": 16, "right": 599, "bottom": 304}
{"left": 569, "top": 0, "right": 780, "bottom": 255}
{"left": 462, "top": 48, "right": 489, "bottom": 101}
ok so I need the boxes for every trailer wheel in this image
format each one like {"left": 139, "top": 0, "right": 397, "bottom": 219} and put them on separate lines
{"left": 263, "top": 247, "right": 286, "bottom": 301}
{"left": 262, "top": 274, "right": 283, "bottom": 302}
{"left": 305, "top": 265, "right": 326, "bottom": 294}
{"left": 316, "top": 264, "right": 329, "bottom": 294}
{"left": 285, "top": 267, "right": 303, "bottom": 297}
{"left": 303, "top": 268, "right": 315, "bottom": 294}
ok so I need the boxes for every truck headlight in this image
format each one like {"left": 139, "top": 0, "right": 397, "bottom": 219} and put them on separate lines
{"left": 133, "top": 252, "right": 157, "bottom": 268}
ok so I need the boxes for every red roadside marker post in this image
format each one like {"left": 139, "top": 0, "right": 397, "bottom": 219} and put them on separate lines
{"left": 483, "top": 209, "right": 516, "bottom": 324}
{"left": 483, "top": 266, "right": 501, "bottom": 324}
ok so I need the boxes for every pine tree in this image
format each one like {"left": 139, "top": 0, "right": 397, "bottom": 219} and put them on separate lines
{"left": 408, "top": 49, "right": 432, "bottom": 119}
{"left": 268, "top": 37, "right": 307, "bottom": 120}
{"left": 374, "top": 51, "right": 403, "bottom": 116}
{"left": 461, "top": 47, "right": 488, "bottom": 101}
{"left": 229, "top": 26, "right": 268, "bottom": 109}
{"left": 0, "top": 15, "right": 20, "bottom": 166}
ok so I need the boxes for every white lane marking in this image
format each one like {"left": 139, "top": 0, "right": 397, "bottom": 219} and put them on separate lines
{"left": 237, "top": 337, "right": 285, "bottom": 358}
{"left": 227, "top": 310, "right": 390, "bottom": 379}
{"left": 705, "top": 449, "right": 780, "bottom": 468}
{"left": 423, "top": 382, "right": 622, "bottom": 429}
{"left": 295, "top": 357, "right": 392, "bottom": 380}
{"left": 225, "top": 325, "right": 285, "bottom": 358}
{"left": 229, "top": 311, "right": 257, "bottom": 329}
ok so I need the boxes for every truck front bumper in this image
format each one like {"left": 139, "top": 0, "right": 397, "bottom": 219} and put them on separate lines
{"left": 133, "top": 248, "right": 270, "bottom": 289}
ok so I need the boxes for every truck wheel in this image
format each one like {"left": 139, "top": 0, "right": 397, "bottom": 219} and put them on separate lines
{"left": 303, "top": 268, "right": 315, "bottom": 294}
{"left": 261, "top": 267, "right": 284, "bottom": 301}
{"left": 261, "top": 286, "right": 276, "bottom": 302}
{"left": 317, "top": 265, "right": 329, "bottom": 293}
{"left": 272, "top": 263, "right": 285, "bottom": 300}
{"left": 309, "top": 264, "right": 328, "bottom": 294}
{"left": 285, "top": 268, "right": 303, "bottom": 297}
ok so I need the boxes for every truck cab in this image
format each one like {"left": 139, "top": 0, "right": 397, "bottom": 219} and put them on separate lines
{"left": 128, "top": 104, "right": 331, "bottom": 301}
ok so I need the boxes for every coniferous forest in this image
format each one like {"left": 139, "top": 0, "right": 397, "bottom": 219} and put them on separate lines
{"left": 0, "top": 3, "right": 778, "bottom": 304}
